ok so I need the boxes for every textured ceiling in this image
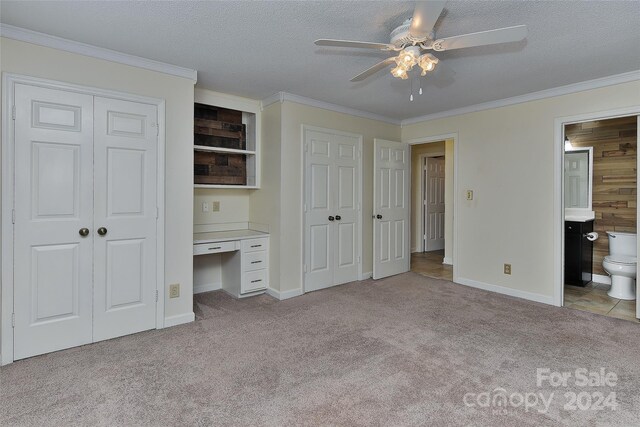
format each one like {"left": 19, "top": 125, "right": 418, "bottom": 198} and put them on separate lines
{"left": 2, "top": 1, "right": 639, "bottom": 120}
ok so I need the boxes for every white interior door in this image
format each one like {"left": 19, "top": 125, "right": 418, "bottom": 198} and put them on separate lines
{"left": 373, "top": 139, "right": 410, "bottom": 279}
{"left": 13, "top": 84, "right": 94, "bottom": 360}
{"left": 93, "top": 97, "right": 158, "bottom": 341}
{"left": 304, "top": 128, "right": 360, "bottom": 292}
{"left": 424, "top": 156, "right": 445, "bottom": 252}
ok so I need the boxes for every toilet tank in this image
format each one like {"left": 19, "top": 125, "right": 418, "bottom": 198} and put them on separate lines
{"left": 606, "top": 231, "right": 637, "bottom": 257}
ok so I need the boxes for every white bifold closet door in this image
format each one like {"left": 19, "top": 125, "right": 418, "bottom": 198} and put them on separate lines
{"left": 13, "top": 84, "right": 158, "bottom": 360}
{"left": 304, "top": 128, "right": 360, "bottom": 292}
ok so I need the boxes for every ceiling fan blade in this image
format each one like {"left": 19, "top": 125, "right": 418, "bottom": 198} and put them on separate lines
{"left": 432, "top": 25, "right": 527, "bottom": 51}
{"left": 315, "top": 39, "right": 395, "bottom": 51}
{"left": 409, "top": 1, "right": 447, "bottom": 38}
{"left": 351, "top": 58, "right": 396, "bottom": 82}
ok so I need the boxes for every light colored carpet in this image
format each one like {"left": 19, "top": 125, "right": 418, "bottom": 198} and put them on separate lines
{"left": 1, "top": 272, "right": 639, "bottom": 426}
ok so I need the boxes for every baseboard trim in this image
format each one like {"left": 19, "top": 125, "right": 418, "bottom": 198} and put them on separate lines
{"left": 443, "top": 257, "right": 453, "bottom": 266}
{"left": 456, "top": 277, "right": 555, "bottom": 305}
{"left": 266, "top": 287, "right": 304, "bottom": 300}
{"left": 359, "top": 271, "right": 373, "bottom": 280}
{"left": 592, "top": 274, "right": 611, "bottom": 285}
{"left": 164, "top": 312, "right": 195, "bottom": 328}
{"left": 193, "top": 282, "right": 222, "bottom": 294}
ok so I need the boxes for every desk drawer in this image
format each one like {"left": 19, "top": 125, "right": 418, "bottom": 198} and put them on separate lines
{"left": 242, "top": 237, "right": 268, "bottom": 253}
{"left": 243, "top": 269, "right": 268, "bottom": 293}
{"left": 244, "top": 251, "right": 267, "bottom": 272}
{"left": 193, "top": 240, "right": 238, "bottom": 255}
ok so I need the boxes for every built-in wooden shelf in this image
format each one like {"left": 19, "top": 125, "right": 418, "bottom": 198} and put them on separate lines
{"left": 192, "top": 94, "right": 260, "bottom": 188}
{"left": 194, "top": 145, "right": 256, "bottom": 155}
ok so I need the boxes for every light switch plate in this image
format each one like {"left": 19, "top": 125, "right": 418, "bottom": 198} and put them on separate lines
{"left": 466, "top": 190, "right": 474, "bottom": 201}
{"left": 212, "top": 201, "right": 220, "bottom": 212}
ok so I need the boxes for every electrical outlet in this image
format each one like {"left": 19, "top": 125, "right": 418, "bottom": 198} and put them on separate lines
{"left": 212, "top": 201, "right": 220, "bottom": 212}
{"left": 169, "top": 283, "right": 180, "bottom": 298}
{"left": 504, "top": 264, "right": 512, "bottom": 275}
{"left": 466, "top": 190, "right": 474, "bottom": 201}
{"left": 202, "top": 202, "right": 209, "bottom": 213}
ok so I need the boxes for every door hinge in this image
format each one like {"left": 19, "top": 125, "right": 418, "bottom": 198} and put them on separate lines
{"left": 303, "top": 203, "right": 307, "bottom": 212}
{"left": 156, "top": 207, "right": 159, "bottom": 219}
{"left": 155, "top": 290, "right": 159, "bottom": 302}
{"left": 357, "top": 256, "right": 361, "bottom": 264}
{"left": 12, "top": 313, "right": 15, "bottom": 328}
{"left": 303, "top": 264, "right": 308, "bottom": 273}
{"left": 12, "top": 209, "right": 15, "bottom": 224}
{"left": 12, "top": 105, "right": 16, "bottom": 120}
{"left": 156, "top": 125, "right": 159, "bottom": 137}
{"left": 305, "top": 142, "right": 309, "bottom": 152}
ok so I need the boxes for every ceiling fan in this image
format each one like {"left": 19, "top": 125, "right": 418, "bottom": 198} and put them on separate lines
{"left": 315, "top": 1, "right": 527, "bottom": 82}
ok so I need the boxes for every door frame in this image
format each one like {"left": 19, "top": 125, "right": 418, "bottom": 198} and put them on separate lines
{"left": 1, "top": 73, "right": 166, "bottom": 365}
{"left": 553, "top": 106, "right": 640, "bottom": 308}
{"left": 418, "top": 151, "right": 445, "bottom": 253}
{"left": 406, "top": 133, "right": 459, "bottom": 282}
{"left": 301, "top": 124, "right": 364, "bottom": 293}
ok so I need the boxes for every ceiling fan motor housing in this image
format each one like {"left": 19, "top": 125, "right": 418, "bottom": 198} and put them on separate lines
{"left": 390, "top": 19, "right": 433, "bottom": 47}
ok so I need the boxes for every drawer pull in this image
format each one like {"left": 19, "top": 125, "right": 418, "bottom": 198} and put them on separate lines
{"left": 250, "top": 244, "right": 262, "bottom": 248}
{"left": 251, "top": 279, "right": 262, "bottom": 283}
{"left": 251, "top": 261, "right": 262, "bottom": 264}
{"left": 209, "top": 246, "right": 222, "bottom": 250}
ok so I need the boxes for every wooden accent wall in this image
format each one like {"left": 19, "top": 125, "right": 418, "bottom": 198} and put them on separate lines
{"left": 565, "top": 116, "right": 637, "bottom": 276}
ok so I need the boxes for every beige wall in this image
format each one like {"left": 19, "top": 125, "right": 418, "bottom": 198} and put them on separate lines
{"left": 0, "top": 37, "right": 195, "bottom": 320}
{"left": 194, "top": 189, "right": 250, "bottom": 226}
{"left": 402, "top": 80, "right": 640, "bottom": 300}
{"left": 277, "top": 101, "right": 400, "bottom": 292}
{"left": 249, "top": 102, "right": 282, "bottom": 290}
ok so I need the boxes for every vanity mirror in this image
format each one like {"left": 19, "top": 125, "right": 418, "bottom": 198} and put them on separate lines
{"left": 564, "top": 146, "right": 594, "bottom": 220}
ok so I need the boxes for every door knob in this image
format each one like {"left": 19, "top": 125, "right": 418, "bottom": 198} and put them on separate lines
{"left": 376, "top": 214, "right": 382, "bottom": 219}
{"left": 328, "top": 216, "right": 335, "bottom": 221}
{"left": 335, "top": 215, "right": 342, "bottom": 221}
{"left": 79, "top": 228, "right": 90, "bottom": 237}
{"left": 97, "top": 227, "right": 108, "bottom": 236}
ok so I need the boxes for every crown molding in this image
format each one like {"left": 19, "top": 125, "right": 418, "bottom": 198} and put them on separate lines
{"left": 261, "top": 91, "right": 401, "bottom": 125}
{"left": 401, "top": 70, "right": 640, "bottom": 126}
{"left": 0, "top": 24, "right": 197, "bottom": 82}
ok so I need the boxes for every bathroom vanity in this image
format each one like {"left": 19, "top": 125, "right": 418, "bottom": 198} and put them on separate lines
{"left": 564, "top": 220, "right": 594, "bottom": 286}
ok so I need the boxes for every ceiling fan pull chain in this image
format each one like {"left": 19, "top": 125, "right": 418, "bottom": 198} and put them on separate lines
{"left": 410, "top": 78, "right": 414, "bottom": 102}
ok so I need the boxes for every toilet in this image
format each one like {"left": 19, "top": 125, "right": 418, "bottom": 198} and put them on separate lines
{"left": 602, "top": 231, "right": 637, "bottom": 300}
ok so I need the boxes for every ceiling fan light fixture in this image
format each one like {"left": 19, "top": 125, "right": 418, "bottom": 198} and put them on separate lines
{"left": 418, "top": 53, "right": 439, "bottom": 75}
{"left": 398, "top": 46, "right": 420, "bottom": 68}
{"left": 391, "top": 65, "right": 408, "bottom": 79}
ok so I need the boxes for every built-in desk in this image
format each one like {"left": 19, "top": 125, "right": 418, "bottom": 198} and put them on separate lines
{"left": 193, "top": 229, "right": 269, "bottom": 298}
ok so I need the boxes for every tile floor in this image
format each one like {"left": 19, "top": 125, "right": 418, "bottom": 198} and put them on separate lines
{"left": 564, "top": 282, "right": 639, "bottom": 322}
{"left": 410, "top": 250, "right": 453, "bottom": 281}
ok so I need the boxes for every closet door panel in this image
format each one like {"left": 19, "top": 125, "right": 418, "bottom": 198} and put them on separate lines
{"left": 13, "top": 84, "right": 94, "bottom": 360}
{"left": 304, "top": 130, "right": 334, "bottom": 292}
{"left": 333, "top": 135, "right": 359, "bottom": 285}
{"left": 93, "top": 97, "right": 158, "bottom": 341}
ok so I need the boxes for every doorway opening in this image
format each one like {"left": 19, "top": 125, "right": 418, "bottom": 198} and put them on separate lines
{"left": 561, "top": 114, "right": 639, "bottom": 322}
{"left": 409, "top": 139, "right": 453, "bottom": 281}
